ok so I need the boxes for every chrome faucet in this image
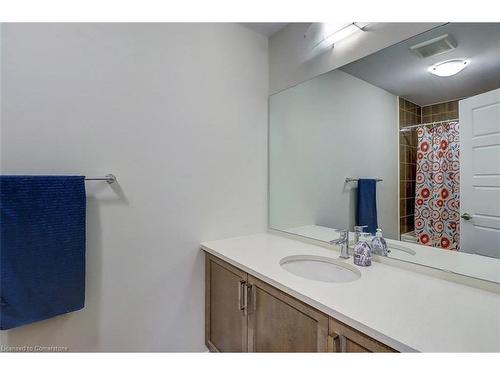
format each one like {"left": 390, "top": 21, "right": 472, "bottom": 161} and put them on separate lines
{"left": 353, "top": 225, "right": 367, "bottom": 243}
{"left": 330, "top": 229, "right": 350, "bottom": 259}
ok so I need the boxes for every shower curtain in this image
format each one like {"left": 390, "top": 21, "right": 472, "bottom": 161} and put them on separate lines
{"left": 414, "top": 121, "right": 460, "bottom": 250}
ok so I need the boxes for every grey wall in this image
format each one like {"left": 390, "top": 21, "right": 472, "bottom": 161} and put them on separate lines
{"left": 270, "top": 69, "right": 399, "bottom": 239}
{"left": 269, "top": 23, "right": 443, "bottom": 94}
{"left": 0, "top": 23, "right": 268, "bottom": 351}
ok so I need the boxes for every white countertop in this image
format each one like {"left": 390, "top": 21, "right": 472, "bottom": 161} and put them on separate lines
{"left": 285, "top": 225, "right": 500, "bottom": 284}
{"left": 201, "top": 232, "right": 500, "bottom": 352}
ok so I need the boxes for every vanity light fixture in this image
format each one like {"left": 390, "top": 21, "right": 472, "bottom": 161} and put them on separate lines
{"left": 429, "top": 59, "right": 470, "bottom": 77}
{"left": 317, "top": 22, "right": 368, "bottom": 49}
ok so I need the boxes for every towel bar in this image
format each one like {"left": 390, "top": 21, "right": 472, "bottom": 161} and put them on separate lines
{"left": 85, "top": 174, "right": 116, "bottom": 184}
{"left": 345, "top": 177, "right": 383, "bottom": 183}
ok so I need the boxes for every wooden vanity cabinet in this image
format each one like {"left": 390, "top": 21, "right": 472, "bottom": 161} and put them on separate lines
{"left": 205, "top": 253, "right": 397, "bottom": 353}
{"left": 205, "top": 254, "right": 248, "bottom": 352}
{"left": 247, "top": 275, "right": 329, "bottom": 352}
{"left": 328, "top": 318, "right": 397, "bottom": 353}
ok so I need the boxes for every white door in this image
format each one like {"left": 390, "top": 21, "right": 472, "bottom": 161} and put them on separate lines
{"left": 460, "top": 88, "right": 500, "bottom": 258}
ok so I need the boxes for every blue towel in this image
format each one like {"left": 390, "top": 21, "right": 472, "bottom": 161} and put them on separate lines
{"left": 356, "top": 179, "right": 378, "bottom": 235}
{"left": 0, "top": 176, "right": 86, "bottom": 330}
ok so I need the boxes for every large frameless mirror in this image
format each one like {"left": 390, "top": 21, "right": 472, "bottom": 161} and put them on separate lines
{"left": 269, "top": 23, "right": 500, "bottom": 283}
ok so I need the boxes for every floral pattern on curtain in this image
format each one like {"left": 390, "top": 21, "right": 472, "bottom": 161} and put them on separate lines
{"left": 414, "top": 121, "right": 460, "bottom": 250}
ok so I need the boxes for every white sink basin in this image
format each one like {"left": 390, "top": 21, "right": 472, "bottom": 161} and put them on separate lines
{"left": 280, "top": 255, "right": 361, "bottom": 283}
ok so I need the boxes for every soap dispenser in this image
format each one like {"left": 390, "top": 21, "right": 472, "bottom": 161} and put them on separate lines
{"left": 353, "top": 232, "right": 372, "bottom": 267}
{"left": 371, "top": 228, "right": 389, "bottom": 256}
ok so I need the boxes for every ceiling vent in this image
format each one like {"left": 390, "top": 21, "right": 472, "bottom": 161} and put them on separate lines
{"left": 410, "top": 34, "right": 457, "bottom": 58}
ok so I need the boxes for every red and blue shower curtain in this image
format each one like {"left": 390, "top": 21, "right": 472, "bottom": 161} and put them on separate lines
{"left": 414, "top": 121, "right": 460, "bottom": 250}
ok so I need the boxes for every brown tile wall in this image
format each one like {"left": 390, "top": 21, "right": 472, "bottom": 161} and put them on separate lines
{"left": 399, "top": 98, "right": 421, "bottom": 236}
{"left": 421, "top": 100, "right": 459, "bottom": 123}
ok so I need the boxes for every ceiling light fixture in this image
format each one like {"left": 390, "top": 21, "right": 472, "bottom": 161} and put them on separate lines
{"left": 429, "top": 59, "right": 470, "bottom": 77}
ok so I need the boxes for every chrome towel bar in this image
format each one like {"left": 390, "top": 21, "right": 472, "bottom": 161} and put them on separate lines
{"left": 345, "top": 177, "right": 383, "bottom": 183}
{"left": 85, "top": 174, "right": 117, "bottom": 184}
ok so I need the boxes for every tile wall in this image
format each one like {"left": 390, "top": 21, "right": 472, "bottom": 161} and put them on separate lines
{"left": 399, "top": 98, "right": 421, "bottom": 236}
{"left": 422, "top": 100, "right": 459, "bottom": 123}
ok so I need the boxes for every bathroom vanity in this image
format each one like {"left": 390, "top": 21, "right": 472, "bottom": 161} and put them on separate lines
{"left": 203, "top": 23, "right": 500, "bottom": 353}
{"left": 205, "top": 252, "right": 395, "bottom": 352}
{"left": 202, "top": 233, "right": 500, "bottom": 352}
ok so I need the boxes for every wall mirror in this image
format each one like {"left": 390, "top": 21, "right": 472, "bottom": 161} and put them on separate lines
{"left": 269, "top": 23, "right": 500, "bottom": 284}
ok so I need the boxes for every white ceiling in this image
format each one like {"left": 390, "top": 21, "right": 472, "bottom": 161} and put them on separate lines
{"left": 241, "top": 23, "right": 287, "bottom": 37}
{"left": 340, "top": 23, "right": 500, "bottom": 106}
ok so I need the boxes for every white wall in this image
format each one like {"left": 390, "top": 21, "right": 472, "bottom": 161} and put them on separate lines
{"left": 270, "top": 69, "right": 399, "bottom": 239}
{"left": 269, "top": 23, "right": 443, "bottom": 94}
{"left": 0, "top": 23, "right": 268, "bottom": 351}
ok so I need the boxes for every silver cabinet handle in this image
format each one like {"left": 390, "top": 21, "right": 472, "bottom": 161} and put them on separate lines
{"left": 340, "top": 335, "right": 347, "bottom": 352}
{"left": 242, "top": 282, "right": 248, "bottom": 315}
{"left": 329, "top": 333, "right": 347, "bottom": 352}
{"left": 329, "top": 334, "right": 339, "bottom": 352}
{"left": 246, "top": 284, "right": 256, "bottom": 315}
{"left": 238, "top": 280, "right": 246, "bottom": 311}
{"left": 461, "top": 213, "right": 473, "bottom": 221}
{"left": 252, "top": 284, "right": 257, "bottom": 312}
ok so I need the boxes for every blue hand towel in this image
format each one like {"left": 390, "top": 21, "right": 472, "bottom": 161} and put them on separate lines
{"left": 356, "top": 179, "right": 378, "bottom": 235}
{"left": 0, "top": 176, "right": 86, "bottom": 330}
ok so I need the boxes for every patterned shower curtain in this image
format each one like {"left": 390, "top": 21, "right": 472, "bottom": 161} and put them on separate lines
{"left": 414, "top": 121, "right": 460, "bottom": 250}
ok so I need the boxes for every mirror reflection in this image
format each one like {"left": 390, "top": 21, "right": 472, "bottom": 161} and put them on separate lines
{"left": 269, "top": 23, "right": 500, "bottom": 283}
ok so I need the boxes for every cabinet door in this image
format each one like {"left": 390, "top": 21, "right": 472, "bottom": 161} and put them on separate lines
{"left": 247, "top": 275, "right": 329, "bottom": 352}
{"left": 205, "top": 254, "right": 248, "bottom": 352}
{"left": 328, "top": 317, "right": 397, "bottom": 353}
